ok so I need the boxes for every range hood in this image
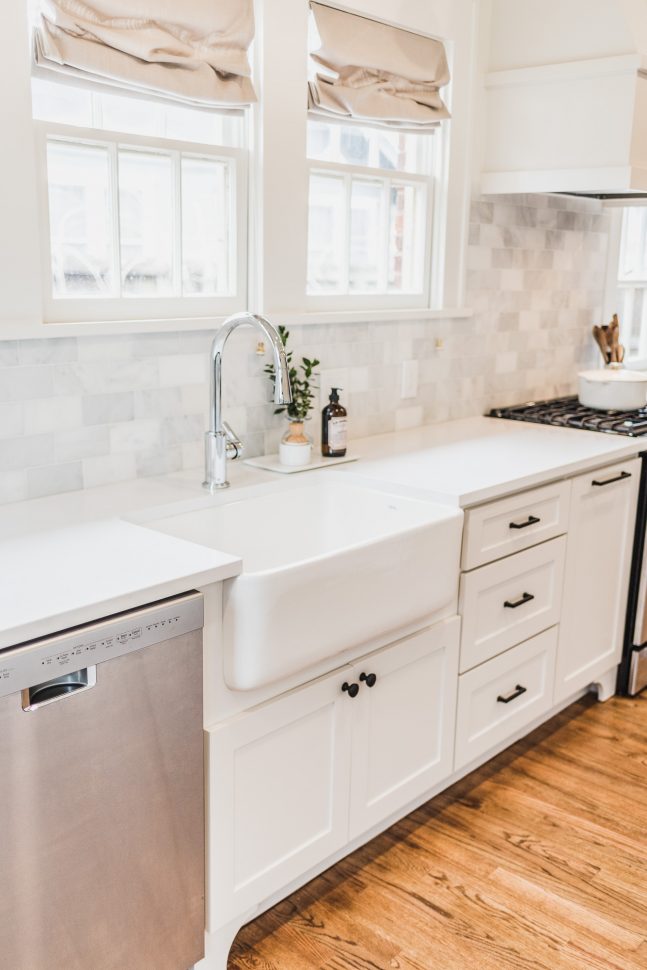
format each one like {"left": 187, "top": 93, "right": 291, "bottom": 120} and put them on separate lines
{"left": 480, "top": 1, "right": 647, "bottom": 198}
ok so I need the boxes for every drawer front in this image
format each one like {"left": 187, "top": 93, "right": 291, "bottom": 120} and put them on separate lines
{"left": 462, "top": 480, "right": 570, "bottom": 570}
{"left": 459, "top": 535, "right": 565, "bottom": 672}
{"left": 454, "top": 627, "right": 558, "bottom": 771}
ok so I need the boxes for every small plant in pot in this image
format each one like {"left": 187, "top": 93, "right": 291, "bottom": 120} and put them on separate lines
{"left": 265, "top": 326, "right": 320, "bottom": 467}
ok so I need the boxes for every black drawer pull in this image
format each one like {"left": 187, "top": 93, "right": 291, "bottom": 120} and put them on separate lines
{"left": 509, "top": 515, "right": 540, "bottom": 530}
{"left": 342, "top": 681, "right": 359, "bottom": 698}
{"left": 503, "top": 592, "right": 535, "bottom": 609}
{"left": 497, "top": 684, "right": 527, "bottom": 704}
{"left": 359, "top": 672, "right": 377, "bottom": 688}
{"left": 592, "top": 470, "right": 631, "bottom": 487}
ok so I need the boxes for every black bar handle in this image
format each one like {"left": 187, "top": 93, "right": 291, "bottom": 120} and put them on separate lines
{"left": 342, "top": 681, "right": 359, "bottom": 698}
{"left": 359, "top": 672, "right": 377, "bottom": 688}
{"left": 497, "top": 684, "right": 527, "bottom": 704}
{"left": 592, "top": 470, "right": 631, "bottom": 487}
{"left": 509, "top": 515, "right": 540, "bottom": 530}
{"left": 503, "top": 591, "right": 535, "bottom": 609}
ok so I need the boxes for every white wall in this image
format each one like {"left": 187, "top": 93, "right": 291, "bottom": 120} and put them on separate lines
{"left": 487, "top": 0, "right": 647, "bottom": 71}
{"left": 0, "top": 0, "right": 42, "bottom": 328}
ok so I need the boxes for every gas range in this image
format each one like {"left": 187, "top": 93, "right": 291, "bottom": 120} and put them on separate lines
{"left": 490, "top": 396, "right": 647, "bottom": 437}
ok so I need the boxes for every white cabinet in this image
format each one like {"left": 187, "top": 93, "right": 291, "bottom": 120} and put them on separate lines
{"left": 462, "top": 480, "right": 570, "bottom": 571}
{"left": 455, "top": 627, "right": 558, "bottom": 771}
{"left": 348, "top": 619, "right": 459, "bottom": 840}
{"left": 459, "top": 536, "right": 565, "bottom": 672}
{"left": 555, "top": 459, "right": 640, "bottom": 703}
{"left": 206, "top": 668, "right": 353, "bottom": 929}
{"left": 207, "top": 618, "right": 459, "bottom": 929}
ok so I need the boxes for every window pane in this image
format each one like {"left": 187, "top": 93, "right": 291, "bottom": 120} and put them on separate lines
{"left": 307, "top": 121, "right": 431, "bottom": 175}
{"left": 388, "top": 183, "right": 425, "bottom": 293}
{"left": 182, "top": 156, "right": 231, "bottom": 295}
{"left": 32, "top": 79, "right": 243, "bottom": 147}
{"left": 118, "top": 150, "right": 175, "bottom": 296}
{"left": 46, "top": 140, "right": 114, "bottom": 296}
{"left": 619, "top": 207, "right": 647, "bottom": 281}
{"left": 100, "top": 93, "right": 167, "bottom": 139}
{"left": 349, "top": 180, "right": 383, "bottom": 293}
{"left": 308, "top": 173, "right": 346, "bottom": 293}
{"left": 33, "top": 79, "right": 93, "bottom": 127}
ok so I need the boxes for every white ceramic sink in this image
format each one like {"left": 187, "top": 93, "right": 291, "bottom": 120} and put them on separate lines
{"left": 146, "top": 479, "right": 463, "bottom": 690}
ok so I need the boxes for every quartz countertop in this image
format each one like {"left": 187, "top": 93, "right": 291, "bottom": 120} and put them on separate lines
{"left": 0, "top": 414, "right": 643, "bottom": 649}
{"left": 0, "top": 519, "right": 241, "bottom": 650}
{"left": 335, "top": 416, "right": 644, "bottom": 506}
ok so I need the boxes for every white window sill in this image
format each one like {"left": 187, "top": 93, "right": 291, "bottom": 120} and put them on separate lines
{"left": 0, "top": 306, "right": 474, "bottom": 340}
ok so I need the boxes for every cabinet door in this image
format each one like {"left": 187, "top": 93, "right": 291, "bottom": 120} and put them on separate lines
{"left": 348, "top": 617, "right": 460, "bottom": 841}
{"left": 206, "top": 666, "right": 353, "bottom": 930}
{"left": 555, "top": 459, "right": 640, "bottom": 703}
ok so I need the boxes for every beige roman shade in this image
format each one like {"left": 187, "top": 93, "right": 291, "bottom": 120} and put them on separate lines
{"left": 308, "top": 2, "right": 450, "bottom": 130}
{"left": 33, "top": 0, "right": 256, "bottom": 107}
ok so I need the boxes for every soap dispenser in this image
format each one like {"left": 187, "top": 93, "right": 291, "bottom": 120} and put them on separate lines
{"left": 321, "top": 387, "right": 348, "bottom": 457}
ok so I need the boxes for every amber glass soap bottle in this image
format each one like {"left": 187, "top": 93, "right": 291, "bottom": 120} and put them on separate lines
{"left": 321, "top": 387, "right": 348, "bottom": 457}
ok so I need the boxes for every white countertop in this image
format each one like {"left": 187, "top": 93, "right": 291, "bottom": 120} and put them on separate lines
{"left": 0, "top": 415, "right": 643, "bottom": 648}
{"left": 0, "top": 519, "right": 241, "bottom": 650}
{"left": 339, "top": 417, "right": 645, "bottom": 506}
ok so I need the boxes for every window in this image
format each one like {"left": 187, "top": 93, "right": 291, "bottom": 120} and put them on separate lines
{"left": 614, "top": 206, "right": 647, "bottom": 361}
{"left": 32, "top": 79, "right": 248, "bottom": 323}
{"left": 306, "top": 121, "right": 434, "bottom": 308}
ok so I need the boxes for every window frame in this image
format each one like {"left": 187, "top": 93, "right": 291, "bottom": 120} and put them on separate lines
{"left": 603, "top": 201, "right": 647, "bottom": 369}
{"left": 34, "top": 120, "right": 248, "bottom": 325}
{"left": 305, "top": 150, "right": 436, "bottom": 311}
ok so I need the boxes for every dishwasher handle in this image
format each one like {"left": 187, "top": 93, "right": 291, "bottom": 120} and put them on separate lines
{"left": 22, "top": 667, "right": 97, "bottom": 712}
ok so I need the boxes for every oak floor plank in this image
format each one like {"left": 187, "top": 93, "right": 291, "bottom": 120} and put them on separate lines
{"left": 228, "top": 694, "right": 647, "bottom": 970}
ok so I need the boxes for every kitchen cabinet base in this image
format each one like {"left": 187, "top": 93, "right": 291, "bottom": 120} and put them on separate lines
{"left": 196, "top": 678, "right": 602, "bottom": 970}
{"left": 594, "top": 666, "right": 618, "bottom": 702}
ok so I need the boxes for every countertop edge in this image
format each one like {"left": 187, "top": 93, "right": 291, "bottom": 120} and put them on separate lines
{"left": 0, "top": 559, "right": 241, "bottom": 651}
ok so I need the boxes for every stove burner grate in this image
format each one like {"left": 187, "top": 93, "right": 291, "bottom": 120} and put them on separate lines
{"left": 489, "top": 396, "right": 647, "bottom": 437}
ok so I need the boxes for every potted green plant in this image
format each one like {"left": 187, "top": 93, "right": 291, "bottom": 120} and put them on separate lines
{"left": 265, "top": 326, "right": 320, "bottom": 467}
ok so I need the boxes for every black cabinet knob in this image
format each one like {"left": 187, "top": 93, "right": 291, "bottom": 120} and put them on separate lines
{"left": 342, "top": 681, "right": 359, "bottom": 698}
{"left": 359, "top": 672, "right": 377, "bottom": 688}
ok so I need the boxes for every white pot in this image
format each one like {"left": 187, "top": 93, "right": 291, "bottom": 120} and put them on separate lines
{"left": 578, "top": 367, "right": 647, "bottom": 411}
{"left": 279, "top": 439, "right": 312, "bottom": 467}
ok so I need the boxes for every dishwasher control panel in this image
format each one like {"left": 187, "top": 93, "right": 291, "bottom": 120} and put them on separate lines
{"left": 0, "top": 592, "right": 203, "bottom": 701}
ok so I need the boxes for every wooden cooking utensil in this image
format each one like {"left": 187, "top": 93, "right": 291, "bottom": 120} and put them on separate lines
{"left": 592, "top": 325, "right": 611, "bottom": 364}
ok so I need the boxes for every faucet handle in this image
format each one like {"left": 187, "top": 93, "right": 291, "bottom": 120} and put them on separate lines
{"left": 222, "top": 421, "right": 243, "bottom": 458}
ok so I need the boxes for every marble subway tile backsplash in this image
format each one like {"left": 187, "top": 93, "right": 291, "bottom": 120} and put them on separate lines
{"left": 0, "top": 194, "right": 608, "bottom": 504}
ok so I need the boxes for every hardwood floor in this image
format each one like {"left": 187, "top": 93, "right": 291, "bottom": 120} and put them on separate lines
{"left": 228, "top": 693, "right": 647, "bottom": 970}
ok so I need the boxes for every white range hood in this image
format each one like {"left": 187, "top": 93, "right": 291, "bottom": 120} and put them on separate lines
{"left": 480, "top": 0, "right": 647, "bottom": 197}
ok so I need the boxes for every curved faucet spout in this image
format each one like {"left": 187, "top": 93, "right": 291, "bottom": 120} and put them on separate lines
{"left": 204, "top": 312, "right": 293, "bottom": 491}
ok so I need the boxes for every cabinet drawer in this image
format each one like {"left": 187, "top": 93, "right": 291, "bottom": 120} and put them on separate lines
{"left": 459, "top": 535, "right": 565, "bottom": 672}
{"left": 454, "top": 627, "right": 558, "bottom": 771}
{"left": 462, "top": 480, "right": 570, "bottom": 570}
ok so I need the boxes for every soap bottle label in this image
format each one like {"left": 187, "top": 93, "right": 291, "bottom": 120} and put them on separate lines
{"left": 328, "top": 417, "right": 347, "bottom": 451}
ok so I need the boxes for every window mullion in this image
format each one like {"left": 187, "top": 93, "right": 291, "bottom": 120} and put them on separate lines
{"left": 379, "top": 178, "right": 390, "bottom": 293}
{"left": 173, "top": 150, "right": 183, "bottom": 296}
{"left": 343, "top": 172, "right": 352, "bottom": 294}
{"left": 109, "top": 141, "right": 121, "bottom": 298}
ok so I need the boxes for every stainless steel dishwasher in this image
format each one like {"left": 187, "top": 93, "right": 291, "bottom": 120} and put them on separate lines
{"left": 0, "top": 591, "right": 205, "bottom": 970}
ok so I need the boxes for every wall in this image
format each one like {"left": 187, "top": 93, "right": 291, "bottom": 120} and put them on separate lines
{"left": 0, "top": 193, "right": 608, "bottom": 505}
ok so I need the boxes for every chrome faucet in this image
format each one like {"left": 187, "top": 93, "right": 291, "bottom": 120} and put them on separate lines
{"left": 203, "top": 312, "right": 292, "bottom": 491}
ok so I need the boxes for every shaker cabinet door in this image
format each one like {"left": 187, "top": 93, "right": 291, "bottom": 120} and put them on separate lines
{"left": 555, "top": 459, "right": 639, "bottom": 702}
{"left": 348, "top": 618, "right": 459, "bottom": 841}
{"left": 206, "top": 665, "right": 353, "bottom": 930}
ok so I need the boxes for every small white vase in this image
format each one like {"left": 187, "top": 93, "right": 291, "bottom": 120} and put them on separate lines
{"left": 279, "top": 420, "right": 312, "bottom": 467}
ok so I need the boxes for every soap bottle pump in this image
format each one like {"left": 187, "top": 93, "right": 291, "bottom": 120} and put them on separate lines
{"left": 321, "top": 387, "right": 348, "bottom": 457}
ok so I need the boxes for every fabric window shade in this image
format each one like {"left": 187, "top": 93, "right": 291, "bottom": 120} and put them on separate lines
{"left": 308, "top": 2, "right": 450, "bottom": 131}
{"left": 33, "top": 0, "right": 256, "bottom": 107}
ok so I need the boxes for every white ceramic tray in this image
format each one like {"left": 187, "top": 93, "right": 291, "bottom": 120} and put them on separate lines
{"left": 244, "top": 452, "right": 358, "bottom": 475}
